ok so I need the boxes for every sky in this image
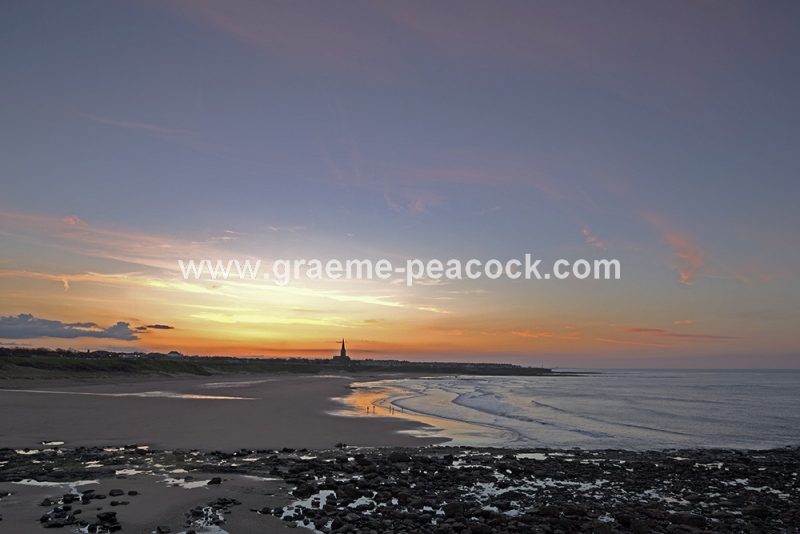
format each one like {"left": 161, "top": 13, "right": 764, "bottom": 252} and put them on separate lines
{"left": 1, "top": 0, "right": 799, "bottom": 367}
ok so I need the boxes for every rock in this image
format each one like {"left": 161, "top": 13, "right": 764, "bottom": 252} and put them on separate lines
{"left": 563, "top": 504, "right": 588, "bottom": 517}
{"left": 742, "top": 505, "right": 770, "bottom": 519}
{"left": 293, "top": 482, "right": 317, "bottom": 499}
{"left": 443, "top": 501, "right": 465, "bottom": 518}
{"left": 96, "top": 511, "right": 117, "bottom": 522}
{"left": 388, "top": 451, "right": 411, "bottom": 463}
{"left": 108, "top": 489, "right": 124, "bottom": 497}
{"left": 537, "top": 505, "right": 561, "bottom": 517}
{"left": 671, "top": 512, "right": 706, "bottom": 528}
{"left": 207, "top": 477, "right": 222, "bottom": 485}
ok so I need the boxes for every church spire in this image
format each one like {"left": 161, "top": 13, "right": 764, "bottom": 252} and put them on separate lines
{"left": 340, "top": 338, "right": 347, "bottom": 358}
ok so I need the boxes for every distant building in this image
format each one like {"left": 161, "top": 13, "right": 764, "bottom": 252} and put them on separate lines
{"left": 331, "top": 339, "right": 352, "bottom": 363}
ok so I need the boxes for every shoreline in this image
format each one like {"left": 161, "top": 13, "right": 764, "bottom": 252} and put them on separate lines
{"left": 4, "top": 371, "right": 799, "bottom": 452}
{"left": 335, "top": 378, "right": 520, "bottom": 448}
{"left": 2, "top": 373, "right": 800, "bottom": 532}
{"left": 337, "top": 372, "right": 800, "bottom": 451}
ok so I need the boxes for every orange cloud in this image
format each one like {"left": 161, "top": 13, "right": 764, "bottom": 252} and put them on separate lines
{"left": 595, "top": 337, "right": 668, "bottom": 347}
{"left": 581, "top": 226, "right": 606, "bottom": 249}
{"left": 663, "top": 230, "right": 705, "bottom": 285}
{"left": 511, "top": 329, "right": 554, "bottom": 339}
{"left": 628, "top": 327, "right": 738, "bottom": 341}
{"left": 643, "top": 213, "right": 706, "bottom": 285}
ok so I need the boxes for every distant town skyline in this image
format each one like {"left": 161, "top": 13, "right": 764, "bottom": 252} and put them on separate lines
{"left": 1, "top": 1, "right": 799, "bottom": 367}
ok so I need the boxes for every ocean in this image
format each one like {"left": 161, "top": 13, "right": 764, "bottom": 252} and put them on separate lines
{"left": 343, "top": 369, "right": 800, "bottom": 449}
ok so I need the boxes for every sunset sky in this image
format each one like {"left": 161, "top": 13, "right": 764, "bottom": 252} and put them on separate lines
{"left": 1, "top": 1, "right": 798, "bottom": 367}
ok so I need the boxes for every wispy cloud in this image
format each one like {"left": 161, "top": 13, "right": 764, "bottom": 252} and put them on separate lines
{"left": 511, "top": 329, "right": 554, "bottom": 339}
{"left": 642, "top": 213, "right": 781, "bottom": 286}
{"left": 662, "top": 230, "right": 705, "bottom": 285}
{"left": 581, "top": 226, "right": 607, "bottom": 249}
{"left": 169, "top": 0, "right": 763, "bottom": 105}
{"left": 0, "top": 269, "right": 146, "bottom": 291}
{"left": 643, "top": 213, "right": 706, "bottom": 285}
{"left": 79, "top": 112, "right": 231, "bottom": 154}
{"left": 384, "top": 190, "right": 442, "bottom": 215}
{"left": 628, "top": 327, "right": 738, "bottom": 341}
{"left": 267, "top": 225, "right": 306, "bottom": 233}
{"left": 167, "top": 0, "right": 408, "bottom": 82}
{"left": 84, "top": 114, "right": 196, "bottom": 137}
{"left": 595, "top": 337, "right": 668, "bottom": 347}
{"left": 416, "top": 306, "right": 450, "bottom": 314}
{"left": 0, "top": 209, "right": 236, "bottom": 272}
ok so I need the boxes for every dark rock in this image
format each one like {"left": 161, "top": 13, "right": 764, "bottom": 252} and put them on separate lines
{"left": 293, "top": 482, "right": 317, "bottom": 499}
{"left": 742, "top": 505, "right": 770, "bottom": 518}
{"left": 96, "top": 511, "right": 117, "bottom": 522}
{"left": 388, "top": 451, "right": 412, "bottom": 463}
{"left": 670, "top": 512, "right": 706, "bottom": 528}
{"left": 443, "top": 501, "right": 465, "bottom": 518}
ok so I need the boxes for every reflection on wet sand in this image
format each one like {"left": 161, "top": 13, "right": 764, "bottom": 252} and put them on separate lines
{"left": 333, "top": 380, "right": 515, "bottom": 446}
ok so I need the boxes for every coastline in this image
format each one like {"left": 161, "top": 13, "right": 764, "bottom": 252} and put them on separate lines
{"left": 2, "top": 373, "right": 800, "bottom": 532}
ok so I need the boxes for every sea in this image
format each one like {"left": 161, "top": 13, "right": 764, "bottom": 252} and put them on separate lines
{"left": 342, "top": 369, "right": 800, "bottom": 450}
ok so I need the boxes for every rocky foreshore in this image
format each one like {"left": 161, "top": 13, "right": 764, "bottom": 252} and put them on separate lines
{"left": 1, "top": 444, "right": 798, "bottom": 533}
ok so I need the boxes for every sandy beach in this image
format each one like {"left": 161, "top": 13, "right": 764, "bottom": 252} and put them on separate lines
{"left": 1, "top": 373, "right": 799, "bottom": 532}
{"left": 0, "top": 373, "right": 436, "bottom": 532}
{"left": 0, "top": 374, "right": 440, "bottom": 451}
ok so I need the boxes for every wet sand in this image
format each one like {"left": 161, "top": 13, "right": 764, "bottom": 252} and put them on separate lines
{"left": 0, "top": 374, "right": 442, "bottom": 450}
{"left": 0, "top": 471, "right": 292, "bottom": 533}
